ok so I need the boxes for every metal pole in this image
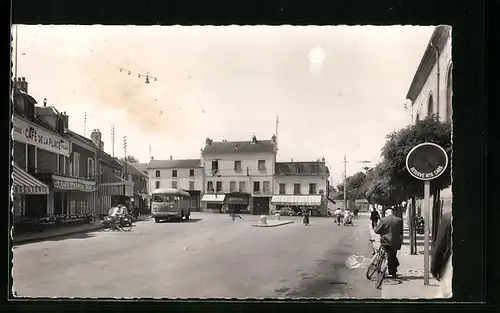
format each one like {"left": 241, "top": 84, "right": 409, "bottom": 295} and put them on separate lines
{"left": 423, "top": 180, "right": 431, "bottom": 285}
{"left": 343, "top": 155, "right": 347, "bottom": 211}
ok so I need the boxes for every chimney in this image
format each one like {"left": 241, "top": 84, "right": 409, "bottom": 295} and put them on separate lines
{"left": 271, "top": 134, "right": 276, "bottom": 143}
{"left": 205, "top": 137, "right": 212, "bottom": 146}
{"left": 151, "top": 156, "right": 154, "bottom": 160}
{"left": 321, "top": 156, "right": 326, "bottom": 162}
{"left": 252, "top": 135, "right": 257, "bottom": 144}
{"left": 169, "top": 155, "right": 173, "bottom": 160}
{"left": 43, "top": 98, "right": 47, "bottom": 107}
{"left": 14, "top": 77, "right": 28, "bottom": 93}
{"left": 90, "top": 129, "right": 102, "bottom": 148}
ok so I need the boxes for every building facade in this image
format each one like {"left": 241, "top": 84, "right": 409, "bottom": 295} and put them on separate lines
{"left": 271, "top": 160, "right": 330, "bottom": 216}
{"left": 405, "top": 25, "right": 452, "bottom": 214}
{"left": 147, "top": 158, "right": 204, "bottom": 211}
{"left": 201, "top": 135, "right": 277, "bottom": 215}
{"left": 118, "top": 161, "right": 149, "bottom": 213}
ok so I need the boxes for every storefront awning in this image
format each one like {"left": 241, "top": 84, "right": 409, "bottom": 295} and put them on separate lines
{"left": 201, "top": 194, "right": 226, "bottom": 203}
{"left": 271, "top": 195, "right": 322, "bottom": 206}
{"left": 12, "top": 165, "right": 49, "bottom": 195}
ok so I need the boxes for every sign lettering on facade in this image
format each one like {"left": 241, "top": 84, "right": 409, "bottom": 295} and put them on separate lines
{"left": 12, "top": 185, "right": 48, "bottom": 195}
{"left": 406, "top": 142, "right": 449, "bottom": 181}
{"left": 12, "top": 116, "right": 70, "bottom": 157}
{"left": 54, "top": 179, "right": 96, "bottom": 192}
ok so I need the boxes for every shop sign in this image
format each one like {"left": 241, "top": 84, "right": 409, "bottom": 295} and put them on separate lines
{"left": 406, "top": 142, "right": 449, "bottom": 181}
{"left": 12, "top": 116, "right": 70, "bottom": 157}
{"left": 54, "top": 178, "right": 96, "bottom": 192}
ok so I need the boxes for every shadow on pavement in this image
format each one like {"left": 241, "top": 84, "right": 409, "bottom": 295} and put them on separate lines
{"left": 158, "top": 218, "right": 203, "bottom": 224}
{"left": 48, "top": 232, "right": 97, "bottom": 242}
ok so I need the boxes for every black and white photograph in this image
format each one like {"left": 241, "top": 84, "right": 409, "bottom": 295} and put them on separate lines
{"left": 10, "top": 25, "right": 453, "bottom": 299}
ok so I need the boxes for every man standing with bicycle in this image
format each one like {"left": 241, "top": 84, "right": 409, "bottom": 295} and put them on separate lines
{"left": 374, "top": 209, "right": 403, "bottom": 278}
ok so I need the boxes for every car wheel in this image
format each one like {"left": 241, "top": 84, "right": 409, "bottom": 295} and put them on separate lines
{"left": 154, "top": 217, "right": 160, "bottom": 223}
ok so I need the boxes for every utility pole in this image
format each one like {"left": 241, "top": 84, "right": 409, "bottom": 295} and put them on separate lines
{"left": 343, "top": 154, "right": 347, "bottom": 211}
{"left": 111, "top": 124, "right": 115, "bottom": 157}
{"left": 123, "top": 136, "right": 128, "bottom": 179}
{"left": 84, "top": 112, "right": 87, "bottom": 137}
{"left": 149, "top": 144, "right": 152, "bottom": 160}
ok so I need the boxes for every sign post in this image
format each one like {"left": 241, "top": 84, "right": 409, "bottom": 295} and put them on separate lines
{"left": 406, "top": 142, "right": 449, "bottom": 286}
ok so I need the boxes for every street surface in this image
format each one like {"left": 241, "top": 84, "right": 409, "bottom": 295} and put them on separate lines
{"left": 13, "top": 212, "right": 380, "bottom": 298}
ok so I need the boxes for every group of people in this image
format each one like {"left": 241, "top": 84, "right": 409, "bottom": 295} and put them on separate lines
{"left": 370, "top": 206, "right": 453, "bottom": 298}
{"left": 333, "top": 208, "right": 355, "bottom": 226}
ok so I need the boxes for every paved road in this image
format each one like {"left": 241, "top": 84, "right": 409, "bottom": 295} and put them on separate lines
{"left": 12, "top": 212, "right": 380, "bottom": 298}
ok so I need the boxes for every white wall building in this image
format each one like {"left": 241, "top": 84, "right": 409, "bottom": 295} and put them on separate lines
{"left": 146, "top": 158, "right": 204, "bottom": 211}
{"left": 271, "top": 160, "right": 330, "bottom": 215}
{"left": 201, "top": 135, "right": 277, "bottom": 214}
{"left": 405, "top": 25, "right": 452, "bottom": 214}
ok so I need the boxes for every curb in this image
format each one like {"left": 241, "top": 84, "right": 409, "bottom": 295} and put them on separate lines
{"left": 252, "top": 221, "right": 294, "bottom": 227}
{"left": 13, "top": 225, "right": 102, "bottom": 246}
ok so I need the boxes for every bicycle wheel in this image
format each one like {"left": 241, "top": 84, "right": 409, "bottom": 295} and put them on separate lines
{"left": 101, "top": 221, "right": 112, "bottom": 232}
{"left": 121, "top": 221, "right": 133, "bottom": 232}
{"left": 366, "top": 253, "right": 380, "bottom": 280}
{"left": 88, "top": 216, "right": 95, "bottom": 225}
{"left": 375, "top": 256, "right": 387, "bottom": 290}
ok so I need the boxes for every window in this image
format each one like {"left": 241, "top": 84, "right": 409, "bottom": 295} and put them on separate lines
{"left": 294, "top": 183, "right": 301, "bottom": 195}
{"left": 189, "top": 169, "right": 195, "bottom": 177}
{"left": 239, "top": 181, "right": 246, "bottom": 192}
{"left": 73, "top": 152, "right": 80, "bottom": 177}
{"left": 216, "top": 181, "right": 222, "bottom": 192}
{"left": 172, "top": 181, "right": 178, "bottom": 189}
{"left": 279, "top": 183, "right": 286, "bottom": 194}
{"left": 87, "top": 158, "right": 95, "bottom": 179}
{"left": 309, "top": 183, "right": 317, "bottom": 195}
{"left": 207, "top": 181, "right": 214, "bottom": 192}
{"left": 230, "top": 181, "right": 236, "bottom": 192}
{"left": 211, "top": 160, "right": 219, "bottom": 172}
{"left": 189, "top": 181, "right": 195, "bottom": 190}
{"left": 428, "top": 94, "right": 434, "bottom": 118}
{"left": 234, "top": 160, "right": 242, "bottom": 172}
{"left": 253, "top": 181, "right": 260, "bottom": 192}
{"left": 155, "top": 181, "right": 160, "bottom": 189}
{"left": 263, "top": 181, "right": 270, "bottom": 193}
{"left": 172, "top": 170, "right": 177, "bottom": 177}
{"left": 258, "top": 160, "right": 266, "bottom": 171}
{"left": 155, "top": 170, "right": 160, "bottom": 177}
{"left": 415, "top": 113, "right": 420, "bottom": 123}
{"left": 58, "top": 155, "right": 65, "bottom": 175}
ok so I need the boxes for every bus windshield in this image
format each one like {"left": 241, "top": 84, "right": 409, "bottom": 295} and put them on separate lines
{"left": 152, "top": 194, "right": 177, "bottom": 203}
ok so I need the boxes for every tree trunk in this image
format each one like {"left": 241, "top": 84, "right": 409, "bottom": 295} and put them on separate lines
{"left": 410, "top": 197, "right": 417, "bottom": 255}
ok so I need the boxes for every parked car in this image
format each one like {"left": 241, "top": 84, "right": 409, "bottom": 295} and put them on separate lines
{"left": 278, "top": 208, "right": 296, "bottom": 216}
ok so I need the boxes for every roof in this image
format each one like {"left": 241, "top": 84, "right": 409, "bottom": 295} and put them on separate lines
{"left": 203, "top": 140, "right": 275, "bottom": 155}
{"left": 134, "top": 163, "right": 148, "bottom": 173}
{"left": 116, "top": 160, "right": 148, "bottom": 178}
{"left": 406, "top": 25, "right": 452, "bottom": 102}
{"left": 66, "top": 130, "right": 97, "bottom": 150}
{"left": 147, "top": 159, "right": 202, "bottom": 169}
{"left": 275, "top": 161, "right": 330, "bottom": 176}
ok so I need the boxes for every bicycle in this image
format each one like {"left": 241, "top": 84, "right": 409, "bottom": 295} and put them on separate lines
{"left": 101, "top": 215, "right": 133, "bottom": 232}
{"left": 366, "top": 239, "right": 388, "bottom": 290}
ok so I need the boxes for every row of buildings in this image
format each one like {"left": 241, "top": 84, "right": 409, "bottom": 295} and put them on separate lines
{"left": 142, "top": 136, "right": 333, "bottom": 215}
{"left": 11, "top": 78, "right": 149, "bottom": 223}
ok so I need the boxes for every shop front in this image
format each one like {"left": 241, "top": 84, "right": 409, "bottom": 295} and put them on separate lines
{"left": 97, "top": 182, "right": 134, "bottom": 216}
{"left": 201, "top": 194, "right": 226, "bottom": 213}
{"left": 225, "top": 192, "right": 250, "bottom": 214}
{"left": 133, "top": 192, "right": 151, "bottom": 214}
{"left": 270, "top": 195, "right": 324, "bottom": 216}
{"left": 186, "top": 190, "right": 202, "bottom": 212}
{"left": 12, "top": 164, "right": 50, "bottom": 223}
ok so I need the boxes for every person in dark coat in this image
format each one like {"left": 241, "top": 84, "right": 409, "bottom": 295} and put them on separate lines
{"left": 431, "top": 211, "right": 453, "bottom": 297}
{"left": 370, "top": 208, "right": 381, "bottom": 229}
{"left": 374, "top": 209, "right": 404, "bottom": 277}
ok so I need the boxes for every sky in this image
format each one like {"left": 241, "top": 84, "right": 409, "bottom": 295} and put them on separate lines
{"left": 12, "top": 25, "right": 434, "bottom": 184}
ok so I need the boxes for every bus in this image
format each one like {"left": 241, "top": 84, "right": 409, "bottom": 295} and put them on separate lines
{"left": 151, "top": 188, "right": 191, "bottom": 223}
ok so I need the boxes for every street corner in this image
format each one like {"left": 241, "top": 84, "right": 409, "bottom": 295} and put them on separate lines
{"left": 252, "top": 220, "right": 294, "bottom": 227}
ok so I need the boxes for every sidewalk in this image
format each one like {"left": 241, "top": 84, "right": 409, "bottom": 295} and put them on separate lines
{"left": 13, "top": 215, "right": 151, "bottom": 245}
{"left": 368, "top": 221, "right": 440, "bottom": 299}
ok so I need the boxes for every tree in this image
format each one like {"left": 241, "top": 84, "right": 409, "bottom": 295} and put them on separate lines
{"left": 379, "top": 116, "right": 452, "bottom": 254}
{"left": 335, "top": 171, "right": 368, "bottom": 202}
{"left": 120, "top": 155, "right": 139, "bottom": 163}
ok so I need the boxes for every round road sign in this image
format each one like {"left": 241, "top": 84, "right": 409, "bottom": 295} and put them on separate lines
{"left": 405, "top": 142, "right": 449, "bottom": 181}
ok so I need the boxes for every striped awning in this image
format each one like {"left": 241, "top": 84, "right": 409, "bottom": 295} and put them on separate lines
{"left": 12, "top": 165, "right": 49, "bottom": 195}
{"left": 201, "top": 194, "right": 226, "bottom": 203}
{"left": 271, "top": 195, "right": 322, "bottom": 206}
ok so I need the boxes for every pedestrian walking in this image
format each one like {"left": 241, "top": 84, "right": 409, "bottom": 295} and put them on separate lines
{"left": 370, "top": 207, "right": 380, "bottom": 229}
{"left": 374, "top": 209, "right": 404, "bottom": 278}
{"left": 229, "top": 206, "right": 242, "bottom": 221}
{"left": 353, "top": 207, "right": 359, "bottom": 219}
{"left": 334, "top": 208, "right": 342, "bottom": 226}
{"left": 431, "top": 211, "right": 453, "bottom": 298}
